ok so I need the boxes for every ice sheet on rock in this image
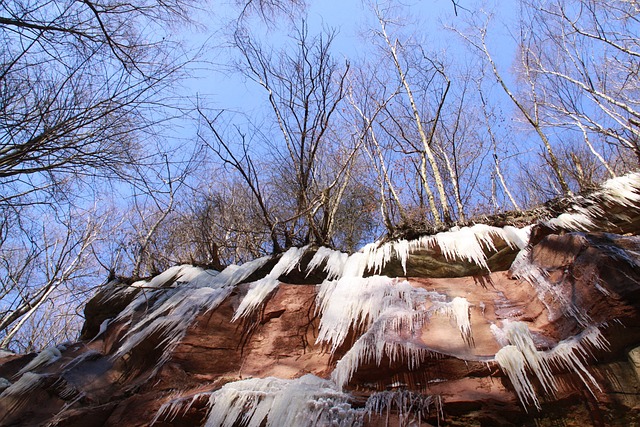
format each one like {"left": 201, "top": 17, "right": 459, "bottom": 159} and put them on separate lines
{"left": 510, "top": 247, "right": 587, "bottom": 323}
{"left": 202, "top": 375, "right": 364, "bottom": 427}
{"left": 232, "top": 246, "right": 309, "bottom": 321}
{"left": 0, "top": 372, "right": 44, "bottom": 398}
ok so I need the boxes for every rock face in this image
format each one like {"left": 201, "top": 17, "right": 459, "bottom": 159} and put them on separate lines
{"left": 2, "top": 174, "right": 640, "bottom": 427}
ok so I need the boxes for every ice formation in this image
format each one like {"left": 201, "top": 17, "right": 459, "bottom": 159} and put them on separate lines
{"left": 437, "top": 297, "right": 472, "bottom": 344}
{"left": 114, "top": 258, "right": 270, "bottom": 366}
{"left": 364, "top": 389, "right": 441, "bottom": 425}
{"left": 493, "top": 321, "right": 608, "bottom": 410}
{"left": 331, "top": 306, "right": 432, "bottom": 389}
{"left": 599, "top": 172, "right": 640, "bottom": 207}
{"left": 541, "top": 172, "right": 640, "bottom": 231}
{"left": 495, "top": 345, "right": 540, "bottom": 410}
{"left": 510, "top": 247, "right": 586, "bottom": 323}
{"left": 233, "top": 246, "right": 309, "bottom": 320}
{"left": 305, "top": 246, "right": 349, "bottom": 280}
{"left": 15, "top": 346, "right": 62, "bottom": 377}
{"left": 546, "top": 326, "right": 609, "bottom": 396}
{"left": 328, "top": 293, "right": 473, "bottom": 389}
{"left": 159, "top": 375, "right": 364, "bottom": 427}
{"left": 315, "top": 276, "right": 421, "bottom": 352}
{"left": 545, "top": 212, "right": 595, "bottom": 231}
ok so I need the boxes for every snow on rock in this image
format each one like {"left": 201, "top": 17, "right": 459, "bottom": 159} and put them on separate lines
{"left": 200, "top": 375, "right": 363, "bottom": 427}
{"left": 233, "top": 246, "right": 309, "bottom": 320}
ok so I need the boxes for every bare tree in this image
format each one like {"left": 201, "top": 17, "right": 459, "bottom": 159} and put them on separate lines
{"left": 199, "top": 20, "right": 357, "bottom": 250}
{"left": 515, "top": 0, "right": 639, "bottom": 169}
{"left": 0, "top": 205, "right": 106, "bottom": 351}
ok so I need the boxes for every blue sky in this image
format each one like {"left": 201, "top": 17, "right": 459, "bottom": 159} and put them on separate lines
{"left": 183, "top": 0, "right": 518, "bottom": 115}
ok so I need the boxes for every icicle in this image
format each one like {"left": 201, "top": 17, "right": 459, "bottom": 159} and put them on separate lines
{"left": 315, "top": 276, "right": 419, "bottom": 352}
{"left": 331, "top": 307, "right": 432, "bottom": 388}
{"left": 365, "top": 390, "right": 441, "bottom": 426}
{"left": 203, "top": 375, "right": 364, "bottom": 427}
{"left": 232, "top": 246, "right": 309, "bottom": 321}
{"left": 152, "top": 391, "right": 212, "bottom": 425}
{"left": 232, "top": 277, "right": 280, "bottom": 321}
{"left": 15, "top": 346, "right": 63, "bottom": 377}
{"left": 435, "top": 227, "right": 491, "bottom": 270}
{"left": 0, "top": 372, "right": 44, "bottom": 398}
{"left": 437, "top": 297, "right": 472, "bottom": 345}
{"left": 493, "top": 322, "right": 608, "bottom": 410}
{"left": 495, "top": 346, "right": 540, "bottom": 411}
{"left": 501, "top": 321, "right": 556, "bottom": 395}
{"left": 306, "top": 247, "right": 349, "bottom": 280}
{"left": 546, "top": 326, "right": 608, "bottom": 396}
{"left": 545, "top": 212, "right": 595, "bottom": 231}
{"left": 502, "top": 225, "right": 531, "bottom": 250}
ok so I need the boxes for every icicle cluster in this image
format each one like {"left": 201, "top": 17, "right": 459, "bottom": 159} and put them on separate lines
{"left": 303, "top": 224, "right": 531, "bottom": 281}
{"left": 510, "top": 247, "right": 587, "bottom": 323}
{"left": 191, "top": 375, "right": 364, "bottom": 427}
{"left": 233, "top": 246, "right": 309, "bottom": 321}
{"left": 326, "top": 284, "right": 473, "bottom": 388}
{"left": 437, "top": 297, "right": 473, "bottom": 344}
{"left": 493, "top": 321, "right": 608, "bottom": 410}
{"left": 114, "top": 259, "right": 270, "bottom": 366}
{"left": 315, "top": 276, "right": 422, "bottom": 352}
{"left": 364, "top": 389, "right": 441, "bottom": 425}
{"left": 543, "top": 171, "right": 640, "bottom": 231}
